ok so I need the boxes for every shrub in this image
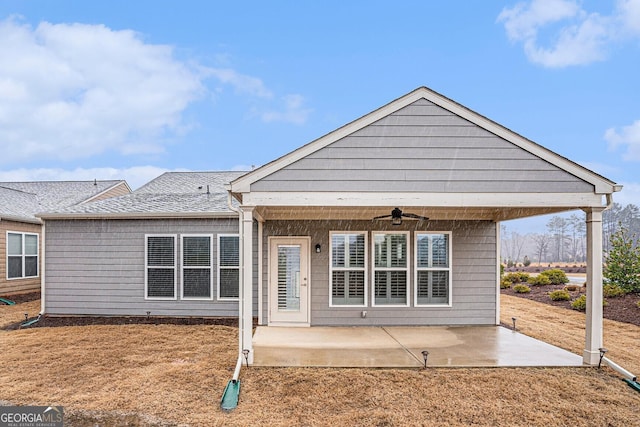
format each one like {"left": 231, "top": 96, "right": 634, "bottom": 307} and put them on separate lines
{"left": 549, "top": 290, "right": 571, "bottom": 301}
{"left": 637, "top": 300, "right": 640, "bottom": 309}
{"left": 571, "top": 294, "right": 608, "bottom": 311}
{"left": 504, "top": 272, "right": 521, "bottom": 283}
{"left": 500, "top": 279, "right": 511, "bottom": 289}
{"left": 603, "top": 284, "right": 626, "bottom": 298}
{"left": 507, "top": 259, "right": 515, "bottom": 268}
{"left": 540, "top": 269, "right": 569, "bottom": 285}
{"left": 528, "top": 275, "right": 551, "bottom": 286}
{"left": 517, "top": 272, "right": 531, "bottom": 282}
{"left": 571, "top": 295, "right": 586, "bottom": 310}
{"left": 523, "top": 256, "right": 531, "bottom": 267}
{"left": 513, "top": 284, "right": 531, "bottom": 293}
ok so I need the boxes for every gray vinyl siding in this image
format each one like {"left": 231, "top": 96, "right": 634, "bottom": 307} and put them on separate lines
{"left": 44, "top": 218, "right": 254, "bottom": 317}
{"left": 250, "top": 99, "right": 594, "bottom": 193}
{"left": 261, "top": 220, "right": 497, "bottom": 326}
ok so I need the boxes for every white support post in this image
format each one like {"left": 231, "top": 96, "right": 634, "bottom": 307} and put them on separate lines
{"left": 583, "top": 208, "right": 604, "bottom": 365}
{"left": 240, "top": 206, "right": 255, "bottom": 364}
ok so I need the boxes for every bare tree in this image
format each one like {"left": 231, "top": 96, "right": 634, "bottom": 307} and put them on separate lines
{"left": 533, "top": 233, "right": 550, "bottom": 264}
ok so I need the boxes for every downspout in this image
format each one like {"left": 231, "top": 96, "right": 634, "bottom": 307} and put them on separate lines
{"left": 220, "top": 190, "right": 244, "bottom": 410}
{"left": 598, "top": 191, "right": 639, "bottom": 392}
{"left": 40, "top": 221, "right": 46, "bottom": 316}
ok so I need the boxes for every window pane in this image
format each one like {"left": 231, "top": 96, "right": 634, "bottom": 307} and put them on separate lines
{"left": 8, "top": 233, "right": 22, "bottom": 256}
{"left": 147, "top": 237, "right": 174, "bottom": 267}
{"left": 25, "top": 234, "right": 38, "bottom": 256}
{"left": 374, "top": 234, "right": 406, "bottom": 268}
{"left": 220, "top": 269, "right": 239, "bottom": 298}
{"left": 332, "top": 234, "right": 365, "bottom": 268}
{"left": 417, "top": 271, "right": 449, "bottom": 304}
{"left": 219, "top": 236, "right": 239, "bottom": 267}
{"left": 374, "top": 271, "right": 407, "bottom": 305}
{"left": 8, "top": 257, "right": 22, "bottom": 278}
{"left": 147, "top": 268, "right": 175, "bottom": 297}
{"left": 183, "top": 269, "right": 211, "bottom": 298}
{"left": 332, "top": 271, "right": 364, "bottom": 305}
{"left": 184, "top": 236, "right": 210, "bottom": 267}
{"left": 431, "top": 234, "right": 448, "bottom": 268}
{"left": 24, "top": 256, "right": 38, "bottom": 277}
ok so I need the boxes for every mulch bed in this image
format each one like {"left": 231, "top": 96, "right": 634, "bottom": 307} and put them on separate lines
{"left": 1, "top": 291, "right": 238, "bottom": 331}
{"left": 501, "top": 284, "right": 640, "bottom": 327}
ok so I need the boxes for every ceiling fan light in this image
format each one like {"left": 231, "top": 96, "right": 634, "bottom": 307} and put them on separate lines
{"left": 391, "top": 207, "right": 403, "bottom": 225}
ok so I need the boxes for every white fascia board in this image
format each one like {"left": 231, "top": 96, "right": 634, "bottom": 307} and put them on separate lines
{"left": 230, "top": 90, "right": 428, "bottom": 193}
{"left": 36, "top": 211, "right": 240, "bottom": 220}
{"left": 0, "top": 215, "right": 41, "bottom": 224}
{"left": 241, "top": 191, "right": 605, "bottom": 208}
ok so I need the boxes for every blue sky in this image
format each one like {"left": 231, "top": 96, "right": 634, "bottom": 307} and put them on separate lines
{"left": 0, "top": 0, "right": 639, "bottom": 231}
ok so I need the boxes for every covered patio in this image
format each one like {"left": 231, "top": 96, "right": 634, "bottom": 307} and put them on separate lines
{"left": 252, "top": 325, "right": 584, "bottom": 368}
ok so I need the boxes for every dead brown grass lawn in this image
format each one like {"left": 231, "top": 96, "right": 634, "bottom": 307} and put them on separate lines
{"left": 1, "top": 298, "right": 639, "bottom": 426}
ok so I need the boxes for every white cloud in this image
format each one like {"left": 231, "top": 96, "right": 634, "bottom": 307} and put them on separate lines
{"left": 497, "top": 0, "right": 640, "bottom": 67}
{"left": 0, "top": 166, "right": 182, "bottom": 190}
{"left": 605, "top": 119, "right": 640, "bottom": 161}
{"left": 0, "top": 18, "right": 309, "bottom": 166}
{"left": 259, "top": 94, "right": 313, "bottom": 125}
{"left": 0, "top": 18, "right": 206, "bottom": 164}
{"left": 206, "top": 68, "right": 273, "bottom": 98}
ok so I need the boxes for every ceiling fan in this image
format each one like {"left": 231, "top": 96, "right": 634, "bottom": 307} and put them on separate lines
{"left": 373, "top": 207, "right": 429, "bottom": 226}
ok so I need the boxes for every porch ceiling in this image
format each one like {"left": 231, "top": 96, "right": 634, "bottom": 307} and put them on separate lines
{"left": 254, "top": 205, "right": 579, "bottom": 222}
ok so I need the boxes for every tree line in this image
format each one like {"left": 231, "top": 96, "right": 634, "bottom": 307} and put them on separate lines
{"left": 501, "top": 203, "right": 640, "bottom": 265}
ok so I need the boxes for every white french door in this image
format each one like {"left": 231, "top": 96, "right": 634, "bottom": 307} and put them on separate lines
{"left": 269, "top": 237, "right": 310, "bottom": 325}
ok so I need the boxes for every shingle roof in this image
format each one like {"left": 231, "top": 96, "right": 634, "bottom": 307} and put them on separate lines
{"left": 0, "top": 180, "right": 127, "bottom": 223}
{"left": 0, "top": 186, "right": 41, "bottom": 223}
{"left": 39, "top": 171, "right": 248, "bottom": 218}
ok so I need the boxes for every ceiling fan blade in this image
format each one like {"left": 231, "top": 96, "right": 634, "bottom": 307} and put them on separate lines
{"left": 373, "top": 214, "right": 393, "bottom": 220}
{"left": 402, "top": 213, "right": 429, "bottom": 221}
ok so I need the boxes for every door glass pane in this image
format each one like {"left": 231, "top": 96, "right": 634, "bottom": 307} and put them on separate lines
{"left": 277, "top": 245, "right": 300, "bottom": 311}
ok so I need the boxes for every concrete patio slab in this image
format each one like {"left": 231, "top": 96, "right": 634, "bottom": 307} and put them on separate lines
{"left": 252, "top": 326, "right": 584, "bottom": 368}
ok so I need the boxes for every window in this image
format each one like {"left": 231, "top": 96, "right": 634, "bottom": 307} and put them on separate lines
{"left": 373, "top": 232, "right": 409, "bottom": 306}
{"left": 145, "top": 235, "right": 176, "bottom": 299}
{"left": 330, "top": 232, "right": 366, "bottom": 306}
{"left": 6, "top": 232, "right": 38, "bottom": 279}
{"left": 218, "top": 234, "right": 240, "bottom": 300}
{"left": 415, "top": 233, "right": 451, "bottom": 305}
{"left": 182, "top": 235, "right": 213, "bottom": 299}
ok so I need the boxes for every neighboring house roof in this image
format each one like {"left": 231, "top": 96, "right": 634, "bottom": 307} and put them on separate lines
{"left": 0, "top": 186, "right": 41, "bottom": 224}
{"left": 38, "top": 171, "right": 247, "bottom": 219}
{"left": 0, "top": 180, "right": 130, "bottom": 224}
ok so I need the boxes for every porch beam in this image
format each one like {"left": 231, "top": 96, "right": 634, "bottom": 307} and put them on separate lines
{"left": 583, "top": 207, "right": 605, "bottom": 365}
{"left": 242, "top": 191, "right": 605, "bottom": 208}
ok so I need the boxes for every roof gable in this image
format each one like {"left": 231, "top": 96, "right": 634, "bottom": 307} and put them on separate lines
{"left": 231, "top": 87, "right": 618, "bottom": 195}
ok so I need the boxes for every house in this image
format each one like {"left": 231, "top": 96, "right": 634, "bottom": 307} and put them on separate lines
{"left": 0, "top": 180, "right": 130, "bottom": 295}
{"left": 39, "top": 87, "right": 621, "bottom": 366}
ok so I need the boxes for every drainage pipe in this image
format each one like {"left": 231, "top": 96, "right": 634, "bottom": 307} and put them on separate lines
{"left": 602, "top": 357, "right": 637, "bottom": 381}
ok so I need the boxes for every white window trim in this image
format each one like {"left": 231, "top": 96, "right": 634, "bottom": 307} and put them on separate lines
{"left": 6, "top": 231, "right": 39, "bottom": 280}
{"left": 144, "top": 234, "right": 177, "bottom": 301}
{"left": 181, "top": 234, "right": 214, "bottom": 301}
{"left": 329, "top": 231, "right": 368, "bottom": 308}
{"left": 414, "top": 231, "right": 453, "bottom": 307}
{"left": 217, "top": 233, "right": 240, "bottom": 301}
{"left": 372, "top": 231, "right": 410, "bottom": 308}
